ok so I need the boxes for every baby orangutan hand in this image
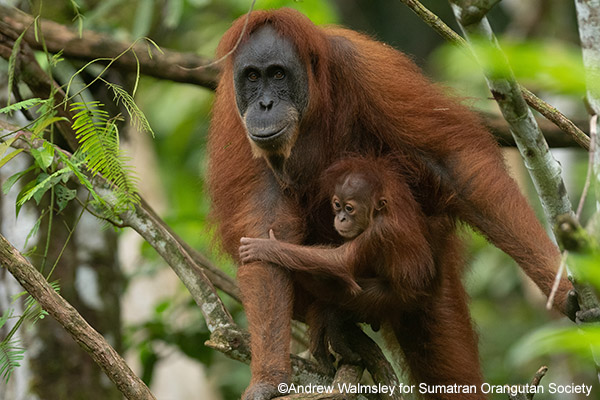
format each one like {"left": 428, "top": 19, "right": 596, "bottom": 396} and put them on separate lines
{"left": 239, "top": 229, "right": 279, "bottom": 264}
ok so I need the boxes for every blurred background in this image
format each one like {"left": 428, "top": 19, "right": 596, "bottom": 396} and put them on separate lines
{"left": 0, "top": 0, "right": 596, "bottom": 399}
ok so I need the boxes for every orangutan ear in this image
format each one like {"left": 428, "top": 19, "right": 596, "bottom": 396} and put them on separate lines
{"left": 376, "top": 197, "right": 388, "bottom": 211}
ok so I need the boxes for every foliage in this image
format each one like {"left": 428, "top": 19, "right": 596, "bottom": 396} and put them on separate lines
{"left": 0, "top": 311, "right": 24, "bottom": 382}
{"left": 0, "top": 282, "right": 58, "bottom": 382}
{"left": 70, "top": 100, "right": 140, "bottom": 212}
{"left": 431, "top": 38, "right": 590, "bottom": 106}
{"left": 507, "top": 250, "right": 600, "bottom": 385}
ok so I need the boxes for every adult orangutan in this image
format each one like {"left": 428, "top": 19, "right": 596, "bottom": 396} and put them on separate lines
{"left": 207, "top": 8, "right": 573, "bottom": 400}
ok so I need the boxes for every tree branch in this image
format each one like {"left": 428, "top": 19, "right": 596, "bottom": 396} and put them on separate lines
{"left": 508, "top": 365, "right": 547, "bottom": 400}
{"left": 0, "top": 4, "right": 219, "bottom": 90}
{"left": 274, "top": 365, "right": 370, "bottom": 400}
{"left": 0, "top": 234, "right": 156, "bottom": 400}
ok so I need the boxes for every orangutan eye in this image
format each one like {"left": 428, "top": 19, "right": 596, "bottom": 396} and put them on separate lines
{"left": 332, "top": 199, "right": 341, "bottom": 210}
{"left": 273, "top": 69, "right": 285, "bottom": 80}
{"left": 345, "top": 204, "right": 354, "bottom": 214}
{"left": 247, "top": 71, "right": 260, "bottom": 82}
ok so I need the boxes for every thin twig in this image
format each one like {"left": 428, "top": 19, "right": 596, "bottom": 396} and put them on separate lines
{"left": 178, "top": 0, "right": 257, "bottom": 71}
{"left": 546, "top": 252, "right": 569, "bottom": 310}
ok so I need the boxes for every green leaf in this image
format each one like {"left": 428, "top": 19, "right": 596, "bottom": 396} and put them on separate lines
{"left": 55, "top": 184, "right": 77, "bottom": 213}
{"left": 0, "top": 309, "right": 13, "bottom": 330}
{"left": 0, "top": 149, "right": 24, "bottom": 169}
{"left": 55, "top": 151, "right": 110, "bottom": 212}
{"left": 510, "top": 324, "right": 600, "bottom": 365}
{"left": 17, "top": 168, "right": 72, "bottom": 207}
{"left": 2, "top": 165, "right": 35, "bottom": 194}
{"left": 106, "top": 83, "right": 154, "bottom": 136}
{"left": 569, "top": 251, "right": 600, "bottom": 290}
{"left": 165, "top": 0, "right": 183, "bottom": 28}
{"left": 15, "top": 179, "right": 36, "bottom": 217}
{"left": 32, "top": 116, "right": 68, "bottom": 137}
{"left": 132, "top": 0, "right": 154, "bottom": 38}
{"left": 0, "top": 137, "right": 16, "bottom": 157}
{"left": 68, "top": 101, "right": 139, "bottom": 214}
{"left": 32, "top": 173, "right": 51, "bottom": 205}
{"left": 31, "top": 143, "right": 55, "bottom": 170}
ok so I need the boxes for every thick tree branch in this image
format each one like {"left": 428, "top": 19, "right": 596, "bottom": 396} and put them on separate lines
{"left": 0, "top": 4, "right": 219, "bottom": 89}
{"left": 116, "top": 192, "right": 237, "bottom": 332}
{"left": 136, "top": 197, "right": 241, "bottom": 302}
{"left": 575, "top": 1, "right": 600, "bottom": 254}
{"left": 399, "top": 0, "right": 591, "bottom": 150}
{"left": 0, "top": 234, "right": 156, "bottom": 400}
{"left": 348, "top": 328, "right": 402, "bottom": 400}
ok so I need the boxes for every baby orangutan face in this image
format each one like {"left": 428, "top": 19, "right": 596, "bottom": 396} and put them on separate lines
{"left": 331, "top": 174, "right": 386, "bottom": 240}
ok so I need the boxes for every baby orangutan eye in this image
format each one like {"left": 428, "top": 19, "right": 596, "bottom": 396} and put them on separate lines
{"left": 332, "top": 199, "right": 341, "bottom": 211}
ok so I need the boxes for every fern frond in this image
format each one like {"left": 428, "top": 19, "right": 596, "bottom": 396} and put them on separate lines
{"left": 56, "top": 151, "right": 111, "bottom": 214}
{"left": 7, "top": 28, "right": 28, "bottom": 106}
{"left": 105, "top": 82, "right": 155, "bottom": 137}
{"left": 69, "top": 101, "right": 139, "bottom": 212}
{"left": 0, "top": 339, "right": 25, "bottom": 382}
{"left": 0, "top": 98, "right": 44, "bottom": 115}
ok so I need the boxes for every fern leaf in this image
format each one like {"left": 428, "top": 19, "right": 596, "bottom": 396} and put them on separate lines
{"left": 69, "top": 101, "right": 139, "bottom": 213}
{"left": 106, "top": 82, "right": 155, "bottom": 137}
{"left": 16, "top": 167, "right": 72, "bottom": 207}
{"left": 0, "top": 339, "right": 25, "bottom": 382}
{"left": 0, "top": 98, "right": 44, "bottom": 115}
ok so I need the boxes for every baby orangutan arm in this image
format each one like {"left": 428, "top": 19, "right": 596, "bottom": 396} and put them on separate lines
{"left": 240, "top": 230, "right": 361, "bottom": 295}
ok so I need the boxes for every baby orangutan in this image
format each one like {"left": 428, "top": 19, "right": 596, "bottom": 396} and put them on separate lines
{"left": 239, "top": 156, "right": 435, "bottom": 372}
{"left": 239, "top": 163, "right": 383, "bottom": 293}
